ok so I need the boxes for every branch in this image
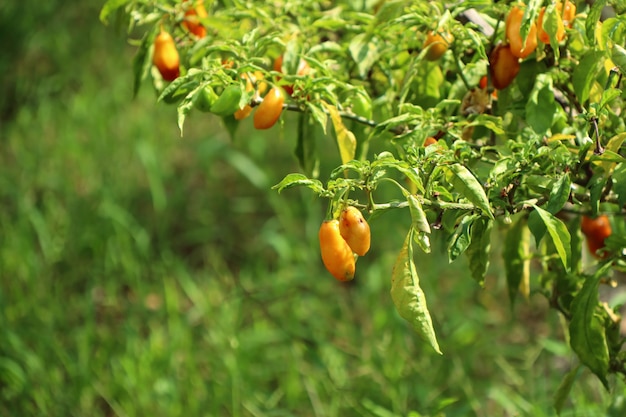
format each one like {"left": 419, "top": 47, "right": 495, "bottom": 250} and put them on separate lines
{"left": 250, "top": 97, "right": 406, "bottom": 135}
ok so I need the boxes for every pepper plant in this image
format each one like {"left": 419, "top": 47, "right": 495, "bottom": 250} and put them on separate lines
{"left": 101, "top": 0, "right": 626, "bottom": 409}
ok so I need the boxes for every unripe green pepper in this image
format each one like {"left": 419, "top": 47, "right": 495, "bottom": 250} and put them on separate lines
{"left": 210, "top": 85, "right": 243, "bottom": 116}
{"left": 194, "top": 85, "right": 219, "bottom": 112}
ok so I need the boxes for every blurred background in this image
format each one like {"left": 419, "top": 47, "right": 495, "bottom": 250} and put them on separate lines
{"left": 1, "top": 1, "right": 624, "bottom": 416}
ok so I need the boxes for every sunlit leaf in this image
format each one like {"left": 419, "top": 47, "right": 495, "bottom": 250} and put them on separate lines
{"left": 391, "top": 229, "right": 441, "bottom": 354}
{"left": 531, "top": 205, "right": 571, "bottom": 272}
{"left": 613, "top": 163, "right": 626, "bottom": 208}
{"left": 598, "top": 133, "right": 626, "bottom": 177}
{"left": 321, "top": 101, "right": 357, "bottom": 164}
{"left": 348, "top": 33, "right": 380, "bottom": 79}
{"left": 572, "top": 52, "right": 605, "bottom": 105}
{"left": 445, "top": 164, "right": 494, "bottom": 219}
{"left": 586, "top": 0, "right": 607, "bottom": 43}
{"left": 407, "top": 194, "right": 431, "bottom": 253}
{"left": 272, "top": 173, "right": 325, "bottom": 194}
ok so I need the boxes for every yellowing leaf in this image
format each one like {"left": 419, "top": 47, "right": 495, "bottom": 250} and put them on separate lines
{"left": 321, "top": 101, "right": 357, "bottom": 164}
{"left": 546, "top": 134, "right": 576, "bottom": 142}
{"left": 599, "top": 132, "right": 626, "bottom": 177}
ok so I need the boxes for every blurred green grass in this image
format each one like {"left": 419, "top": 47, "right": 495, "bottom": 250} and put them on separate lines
{"left": 0, "top": 2, "right": 625, "bottom": 416}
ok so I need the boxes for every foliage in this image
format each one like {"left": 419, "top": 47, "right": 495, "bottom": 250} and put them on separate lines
{"left": 99, "top": 0, "right": 626, "bottom": 411}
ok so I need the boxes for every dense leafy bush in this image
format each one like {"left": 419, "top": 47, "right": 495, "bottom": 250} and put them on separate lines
{"left": 102, "top": 0, "right": 626, "bottom": 410}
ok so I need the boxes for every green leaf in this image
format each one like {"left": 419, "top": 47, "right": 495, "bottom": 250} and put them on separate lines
{"left": 526, "top": 75, "right": 557, "bottom": 134}
{"left": 613, "top": 163, "right": 626, "bottom": 208}
{"left": 407, "top": 195, "right": 431, "bottom": 253}
{"left": 132, "top": 29, "right": 154, "bottom": 99}
{"left": 447, "top": 214, "right": 478, "bottom": 262}
{"left": 176, "top": 89, "right": 198, "bottom": 137}
{"left": 158, "top": 76, "right": 200, "bottom": 104}
{"left": 444, "top": 164, "right": 494, "bottom": 219}
{"left": 503, "top": 216, "right": 530, "bottom": 306}
{"left": 272, "top": 173, "right": 325, "bottom": 194}
{"left": 599, "top": 132, "right": 626, "bottom": 178}
{"left": 295, "top": 112, "right": 318, "bottom": 177}
{"left": 409, "top": 61, "right": 443, "bottom": 106}
{"left": 542, "top": 4, "right": 561, "bottom": 59}
{"left": 602, "top": 18, "right": 626, "bottom": 52}
{"left": 305, "top": 102, "right": 328, "bottom": 135}
{"left": 526, "top": 172, "right": 570, "bottom": 245}
{"left": 220, "top": 115, "right": 239, "bottom": 142}
{"left": 572, "top": 51, "right": 605, "bottom": 105}
{"left": 391, "top": 230, "right": 441, "bottom": 355}
{"left": 554, "top": 364, "right": 581, "bottom": 416}
{"left": 569, "top": 271, "right": 610, "bottom": 390}
{"left": 599, "top": 88, "right": 622, "bottom": 111}
{"left": 587, "top": 173, "right": 607, "bottom": 216}
{"left": 610, "top": 44, "right": 626, "bottom": 75}
{"left": 569, "top": 215, "right": 583, "bottom": 274}
{"left": 321, "top": 101, "right": 356, "bottom": 164}
{"left": 585, "top": 0, "right": 607, "bottom": 43}
{"left": 394, "top": 164, "right": 425, "bottom": 194}
{"left": 546, "top": 173, "right": 572, "bottom": 214}
{"left": 464, "top": 27, "right": 487, "bottom": 61}
{"left": 532, "top": 205, "right": 571, "bottom": 272}
{"left": 465, "top": 217, "right": 493, "bottom": 286}
{"left": 467, "top": 114, "right": 504, "bottom": 135}
{"left": 99, "top": 0, "right": 129, "bottom": 24}
{"left": 348, "top": 33, "right": 381, "bottom": 79}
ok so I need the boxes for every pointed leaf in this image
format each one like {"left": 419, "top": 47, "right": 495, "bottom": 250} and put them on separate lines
{"left": 305, "top": 101, "right": 328, "bottom": 134}
{"left": 295, "top": 112, "right": 318, "bottom": 176}
{"left": 569, "top": 271, "right": 610, "bottom": 389}
{"left": 391, "top": 230, "right": 441, "bottom": 354}
{"left": 100, "top": 0, "right": 129, "bottom": 24}
{"left": 532, "top": 205, "right": 571, "bottom": 272}
{"left": 445, "top": 164, "right": 494, "bottom": 219}
{"left": 407, "top": 194, "right": 431, "bottom": 253}
{"left": 465, "top": 217, "right": 493, "bottom": 286}
{"left": 272, "top": 173, "right": 324, "bottom": 194}
{"left": 221, "top": 115, "right": 239, "bottom": 141}
{"left": 348, "top": 33, "right": 380, "bottom": 79}
{"left": 132, "top": 29, "right": 154, "bottom": 98}
{"left": 526, "top": 75, "right": 557, "bottom": 134}
{"left": 177, "top": 89, "right": 199, "bottom": 137}
{"left": 554, "top": 364, "right": 581, "bottom": 416}
{"left": 599, "top": 133, "right": 626, "bottom": 178}
{"left": 321, "top": 101, "right": 356, "bottom": 164}
{"left": 613, "top": 163, "right": 626, "bottom": 208}
{"left": 503, "top": 216, "right": 530, "bottom": 306}
{"left": 546, "top": 173, "right": 572, "bottom": 214}
{"left": 447, "top": 214, "right": 478, "bottom": 262}
{"left": 572, "top": 52, "right": 605, "bottom": 105}
{"left": 585, "top": 0, "right": 607, "bottom": 43}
